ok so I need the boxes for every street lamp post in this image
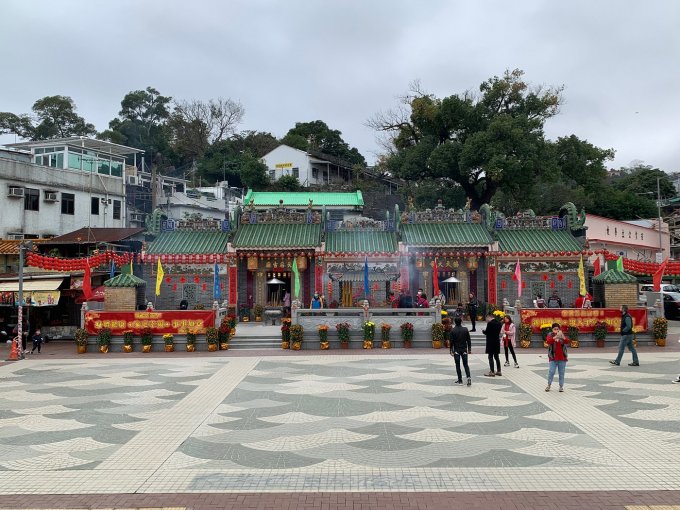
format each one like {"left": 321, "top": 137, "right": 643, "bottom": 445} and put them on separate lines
{"left": 16, "top": 241, "right": 34, "bottom": 360}
{"left": 656, "top": 177, "right": 664, "bottom": 261}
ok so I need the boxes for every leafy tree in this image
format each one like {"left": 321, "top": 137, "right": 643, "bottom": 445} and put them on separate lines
{"left": 269, "top": 175, "right": 303, "bottom": 192}
{"left": 281, "top": 120, "right": 366, "bottom": 166}
{"left": 0, "top": 95, "right": 95, "bottom": 140}
{"left": 592, "top": 189, "right": 657, "bottom": 220}
{"left": 610, "top": 163, "right": 675, "bottom": 199}
{"left": 239, "top": 156, "right": 270, "bottom": 190}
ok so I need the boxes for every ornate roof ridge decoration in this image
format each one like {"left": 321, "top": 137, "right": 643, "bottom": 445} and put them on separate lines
{"left": 241, "top": 199, "right": 322, "bottom": 225}
{"left": 326, "top": 217, "right": 395, "bottom": 231}
{"left": 401, "top": 198, "right": 480, "bottom": 225}
{"left": 559, "top": 202, "right": 588, "bottom": 232}
{"left": 592, "top": 268, "right": 637, "bottom": 284}
{"left": 160, "top": 217, "right": 230, "bottom": 233}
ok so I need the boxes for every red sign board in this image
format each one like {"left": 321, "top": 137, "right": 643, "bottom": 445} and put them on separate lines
{"left": 228, "top": 266, "right": 238, "bottom": 305}
{"left": 487, "top": 265, "right": 497, "bottom": 305}
{"left": 84, "top": 310, "right": 216, "bottom": 335}
{"left": 519, "top": 308, "right": 648, "bottom": 333}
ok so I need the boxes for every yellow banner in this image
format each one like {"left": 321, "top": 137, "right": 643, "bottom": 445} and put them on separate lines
{"left": 275, "top": 162, "right": 293, "bottom": 169}
{"left": 14, "top": 291, "right": 61, "bottom": 307}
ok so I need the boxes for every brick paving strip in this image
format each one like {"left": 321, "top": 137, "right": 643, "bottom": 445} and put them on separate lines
{"left": 0, "top": 491, "right": 679, "bottom": 509}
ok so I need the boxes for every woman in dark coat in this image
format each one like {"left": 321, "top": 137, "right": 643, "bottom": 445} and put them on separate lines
{"left": 483, "top": 314, "right": 502, "bottom": 377}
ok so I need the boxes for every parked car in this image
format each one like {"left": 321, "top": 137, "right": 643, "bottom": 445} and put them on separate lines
{"left": 663, "top": 292, "right": 680, "bottom": 320}
{"left": 639, "top": 283, "right": 680, "bottom": 305}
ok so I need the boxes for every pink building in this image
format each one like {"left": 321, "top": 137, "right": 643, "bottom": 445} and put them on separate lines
{"left": 584, "top": 214, "right": 670, "bottom": 263}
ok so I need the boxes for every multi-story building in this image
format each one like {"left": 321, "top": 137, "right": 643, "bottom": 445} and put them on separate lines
{"left": 1, "top": 137, "right": 143, "bottom": 239}
{"left": 260, "top": 144, "right": 354, "bottom": 187}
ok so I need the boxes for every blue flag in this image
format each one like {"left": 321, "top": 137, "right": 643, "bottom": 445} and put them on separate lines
{"left": 109, "top": 260, "right": 115, "bottom": 279}
{"left": 213, "top": 261, "right": 221, "bottom": 300}
{"left": 364, "top": 256, "right": 369, "bottom": 299}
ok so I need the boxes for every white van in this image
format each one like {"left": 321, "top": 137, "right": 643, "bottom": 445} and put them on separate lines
{"left": 639, "top": 283, "right": 680, "bottom": 304}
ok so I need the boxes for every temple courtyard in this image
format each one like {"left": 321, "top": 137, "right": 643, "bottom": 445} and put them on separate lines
{"left": 0, "top": 342, "right": 679, "bottom": 509}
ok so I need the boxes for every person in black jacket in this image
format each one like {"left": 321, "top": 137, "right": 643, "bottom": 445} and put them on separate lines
{"left": 610, "top": 304, "right": 639, "bottom": 366}
{"left": 449, "top": 317, "right": 472, "bottom": 386}
{"left": 467, "top": 293, "right": 479, "bottom": 331}
{"left": 397, "top": 288, "right": 413, "bottom": 309}
{"left": 483, "top": 314, "right": 503, "bottom": 376}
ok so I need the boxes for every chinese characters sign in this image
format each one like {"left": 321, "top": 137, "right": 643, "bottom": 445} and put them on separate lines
{"left": 85, "top": 310, "right": 216, "bottom": 335}
{"left": 520, "top": 308, "right": 648, "bottom": 333}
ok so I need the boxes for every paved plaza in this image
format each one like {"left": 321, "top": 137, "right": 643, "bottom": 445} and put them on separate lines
{"left": 0, "top": 344, "right": 679, "bottom": 508}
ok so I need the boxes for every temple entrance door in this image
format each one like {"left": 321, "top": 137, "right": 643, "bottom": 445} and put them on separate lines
{"left": 341, "top": 281, "right": 353, "bottom": 307}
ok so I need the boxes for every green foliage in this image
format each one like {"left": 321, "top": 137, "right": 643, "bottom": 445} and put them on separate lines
{"left": 1, "top": 96, "right": 95, "bottom": 140}
{"left": 74, "top": 328, "right": 88, "bottom": 346}
{"left": 290, "top": 325, "right": 304, "bottom": 344}
{"left": 206, "top": 327, "right": 218, "bottom": 345}
{"left": 431, "top": 323, "right": 445, "bottom": 342}
{"left": 269, "top": 175, "right": 303, "bottom": 192}
{"left": 593, "top": 322, "right": 608, "bottom": 341}
{"left": 282, "top": 120, "right": 366, "bottom": 166}
{"left": 123, "top": 330, "right": 134, "bottom": 346}
{"left": 240, "top": 156, "right": 270, "bottom": 190}
{"left": 141, "top": 328, "right": 154, "bottom": 346}
{"left": 98, "top": 328, "right": 112, "bottom": 346}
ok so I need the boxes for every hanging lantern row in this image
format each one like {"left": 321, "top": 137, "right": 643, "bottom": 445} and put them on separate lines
{"left": 490, "top": 250, "right": 595, "bottom": 258}
{"left": 236, "top": 251, "right": 314, "bottom": 259}
{"left": 26, "top": 251, "right": 134, "bottom": 271}
{"left": 324, "top": 251, "right": 398, "bottom": 258}
{"left": 410, "top": 251, "right": 487, "bottom": 258}
{"left": 142, "top": 253, "right": 235, "bottom": 264}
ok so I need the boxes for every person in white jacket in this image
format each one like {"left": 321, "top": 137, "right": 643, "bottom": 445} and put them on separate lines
{"left": 501, "top": 315, "right": 519, "bottom": 368}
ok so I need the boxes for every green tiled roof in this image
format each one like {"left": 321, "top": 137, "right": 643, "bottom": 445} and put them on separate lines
{"left": 592, "top": 269, "right": 638, "bottom": 284}
{"left": 242, "top": 191, "right": 364, "bottom": 207}
{"left": 325, "top": 231, "right": 398, "bottom": 253}
{"left": 104, "top": 273, "right": 146, "bottom": 287}
{"left": 233, "top": 223, "right": 321, "bottom": 249}
{"left": 400, "top": 223, "right": 492, "bottom": 247}
{"left": 495, "top": 229, "right": 583, "bottom": 253}
{"left": 146, "top": 232, "right": 231, "bottom": 254}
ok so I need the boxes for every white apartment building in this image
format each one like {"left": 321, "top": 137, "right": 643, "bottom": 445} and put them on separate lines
{"left": 0, "top": 137, "right": 143, "bottom": 239}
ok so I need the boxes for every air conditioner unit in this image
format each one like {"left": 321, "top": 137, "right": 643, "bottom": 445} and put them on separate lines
{"left": 8, "top": 186, "right": 24, "bottom": 198}
{"left": 130, "top": 213, "right": 144, "bottom": 222}
{"left": 100, "top": 197, "right": 112, "bottom": 204}
{"left": 44, "top": 191, "right": 58, "bottom": 202}
{"left": 8, "top": 233, "right": 24, "bottom": 240}
{"left": 127, "top": 175, "right": 139, "bottom": 185}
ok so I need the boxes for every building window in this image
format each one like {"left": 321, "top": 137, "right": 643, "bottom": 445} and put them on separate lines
{"left": 292, "top": 167, "right": 299, "bottom": 179}
{"left": 91, "top": 197, "right": 99, "bottom": 215}
{"left": 312, "top": 168, "right": 318, "bottom": 179}
{"left": 61, "top": 193, "right": 75, "bottom": 215}
{"left": 113, "top": 199, "right": 121, "bottom": 220}
{"left": 24, "top": 188, "right": 39, "bottom": 211}
{"left": 269, "top": 169, "right": 275, "bottom": 179}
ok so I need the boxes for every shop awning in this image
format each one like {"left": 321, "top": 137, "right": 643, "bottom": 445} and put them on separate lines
{"left": 0, "top": 278, "right": 63, "bottom": 292}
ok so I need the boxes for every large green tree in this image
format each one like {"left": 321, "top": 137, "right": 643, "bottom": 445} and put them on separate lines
{"left": 0, "top": 95, "right": 95, "bottom": 140}
{"left": 282, "top": 120, "right": 366, "bottom": 166}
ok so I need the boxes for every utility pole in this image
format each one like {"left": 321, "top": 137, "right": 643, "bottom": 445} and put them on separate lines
{"left": 151, "top": 152, "right": 158, "bottom": 211}
{"left": 657, "top": 176, "right": 664, "bottom": 262}
{"left": 16, "top": 241, "right": 33, "bottom": 360}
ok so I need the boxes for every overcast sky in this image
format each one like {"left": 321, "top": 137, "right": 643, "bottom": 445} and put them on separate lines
{"left": 1, "top": 0, "right": 679, "bottom": 171}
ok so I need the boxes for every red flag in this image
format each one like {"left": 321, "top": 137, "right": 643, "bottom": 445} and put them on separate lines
{"left": 653, "top": 258, "right": 669, "bottom": 292}
{"left": 433, "top": 258, "right": 440, "bottom": 297}
{"left": 83, "top": 262, "right": 93, "bottom": 301}
{"left": 514, "top": 259, "right": 522, "bottom": 297}
{"left": 593, "top": 257, "right": 601, "bottom": 277}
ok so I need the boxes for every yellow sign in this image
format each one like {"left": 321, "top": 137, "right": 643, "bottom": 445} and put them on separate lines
{"left": 14, "top": 291, "right": 61, "bottom": 307}
{"left": 275, "top": 162, "right": 293, "bottom": 169}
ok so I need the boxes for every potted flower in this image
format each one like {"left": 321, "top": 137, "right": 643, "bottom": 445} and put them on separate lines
{"left": 240, "top": 304, "right": 250, "bottom": 322}
{"left": 440, "top": 310, "right": 448, "bottom": 323}
{"left": 206, "top": 327, "right": 218, "bottom": 351}
{"left": 362, "top": 321, "right": 375, "bottom": 349}
{"left": 226, "top": 314, "right": 237, "bottom": 336}
{"left": 163, "top": 333, "right": 174, "bottom": 352}
{"left": 218, "top": 317, "right": 230, "bottom": 350}
{"left": 441, "top": 318, "right": 451, "bottom": 348}
{"left": 290, "top": 324, "right": 304, "bottom": 350}
{"left": 518, "top": 322, "right": 532, "bottom": 348}
{"left": 253, "top": 303, "right": 264, "bottom": 322}
{"left": 540, "top": 323, "right": 552, "bottom": 348}
{"left": 318, "top": 324, "right": 329, "bottom": 350}
{"left": 75, "top": 328, "right": 88, "bottom": 354}
{"left": 492, "top": 310, "right": 506, "bottom": 322}
{"left": 141, "top": 327, "right": 154, "bottom": 353}
{"left": 567, "top": 326, "right": 580, "bottom": 348}
{"left": 400, "top": 322, "right": 414, "bottom": 348}
{"left": 381, "top": 323, "right": 392, "bottom": 349}
{"left": 186, "top": 328, "right": 197, "bottom": 352}
{"left": 593, "top": 321, "right": 607, "bottom": 348}
{"left": 281, "top": 319, "right": 291, "bottom": 349}
{"left": 336, "top": 322, "right": 350, "bottom": 349}
{"left": 122, "top": 330, "right": 134, "bottom": 353}
{"left": 653, "top": 317, "right": 668, "bottom": 346}
{"left": 98, "top": 328, "right": 112, "bottom": 354}
{"left": 431, "top": 322, "right": 445, "bottom": 349}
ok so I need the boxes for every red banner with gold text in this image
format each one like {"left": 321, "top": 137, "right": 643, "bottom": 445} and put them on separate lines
{"left": 84, "top": 310, "right": 216, "bottom": 335}
{"left": 487, "top": 265, "right": 497, "bottom": 305}
{"left": 228, "top": 266, "right": 237, "bottom": 305}
{"left": 520, "top": 308, "right": 648, "bottom": 333}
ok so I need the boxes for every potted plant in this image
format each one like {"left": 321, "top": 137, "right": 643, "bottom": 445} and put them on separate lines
{"left": 281, "top": 318, "right": 291, "bottom": 349}
{"left": 141, "top": 327, "right": 154, "bottom": 353}
{"left": 318, "top": 324, "right": 329, "bottom": 350}
{"left": 492, "top": 310, "right": 506, "bottom": 322}
{"left": 441, "top": 318, "right": 451, "bottom": 347}
{"left": 206, "top": 327, "right": 218, "bottom": 351}
{"left": 567, "top": 326, "right": 580, "bottom": 348}
{"left": 336, "top": 322, "right": 350, "bottom": 349}
{"left": 540, "top": 323, "right": 552, "bottom": 348}
{"left": 75, "top": 328, "right": 88, "bottom": 354}
{"left": 226, "top": 314, "right": 237, "bottom": 336}
{"left": 290, "top": 324, "right": 304, "bottom": 350}
{"left": 240, "top": 304, "right": 250, "bottom": 322}
{"left": 362, "top": 321, "right": 375, "bottom": 349}
{"left": 381, "top": 323, "right": 392, "bottom": 349}
{"left": 186, "top": 329, "right": 197, "bottom": 352}
{"left": 518, "top": 322, "right": 532, "bottom": 348}
{"left": 253, "top": 303, "right": 264, "bottom": 322}
{"left": 431, "top": 322, "right": 445, "bottom": 349}
{"left": 653, "top": 317, "right": 668, "bottom": 346}
{"left": 98, "top": 328, "right": 112, "bottom": 353}
{"left": 594, "top": 321, "right": 607, "bottom": 347}
{"left": 163, "top": 333, "right": 174, "bottom": 352}
{"left": 122, "top": 330, "right": 134, "bottom": 353}
{"left": 218, "top": 317, "right": 230, "bottom": 350}
{"left": 400, "top": 322, "right": 414, "bottom": 348}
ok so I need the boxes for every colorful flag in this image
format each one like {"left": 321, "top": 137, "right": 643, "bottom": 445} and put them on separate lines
{"left": 433, "top": 258, "right": 440, "bottom": 297}
{"left": 578, "top": 256, "right": 587, "bottom": 296}
{"left": 155, "top": 259, "right": 164, "bottom": 296}
{"left": 616, "top": 256, "right": 624, "bottom": 272}
{"left": 213, "top": 261, "right": 221, "bottom": 300}
{"left": 514, "top": 259, "right": 522, "bottom": 297}
{"left": 653, "top": 258, "right": 669, "bottom": 292}
{"left": 363, "top": 256, "right": 369, "bottom": 298}
{"left": 593, "top": 257, "right": 601, "bottom": 277}
{"left": 83, "top": 262, "right": 93, "bottom": 301}
{"left": 292, "top": 257, "right": 300, "bottom": 300}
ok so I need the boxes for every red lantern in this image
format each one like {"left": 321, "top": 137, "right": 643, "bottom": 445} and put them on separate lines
{"left": 194, "top": 276, "right": 200, "bottom": 283}
{"left": 172, "top": 283, "right": 177, "bottom": 291}
{"left": 202, "top": 283, "right": 207, "bottom": 291}
{"left": 501, "top": 280, "right": 506, "bottom": 289}
{"left": 542, "top": 274, "right": 548, "bottom": 281}
{"left": 557, "top": 274, "right": 564, "bottom": 281}
{"left": 567, "top": 280, "right": 573, "bottom": 289}
{"left": 550, "top": 281, "right": 555, "bottom": 289}
{"left": 165, "top": 276, "right": 172, "bottom": 284}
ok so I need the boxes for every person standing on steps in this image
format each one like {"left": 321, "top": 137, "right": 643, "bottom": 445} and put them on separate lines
{"left": 546, "top": 323, "right": 568, "bottom": 392}
{"left": 610, "top": 304, "right": 639, "bottom": 367}
{"left": 449, "top": 317, "right": 472, "bottom": 386}
{"left": 483, "top": 314, "right": 502, "bottom": 377}
{"left": 501, "top": 315, "right": 519, "bottom": 368}
{"left": 467, "top": 293, "right": 479, "bottom": 332}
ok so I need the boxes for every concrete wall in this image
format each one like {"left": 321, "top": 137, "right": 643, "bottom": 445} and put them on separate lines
{"left": 104, "top": 288, "right": 137, "bottom": 311}
{"left": 585, "top": 214, "right": 669, "bottom": 262}
{"left": 603, "top": 284, "right": 638, "bottom": 309}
